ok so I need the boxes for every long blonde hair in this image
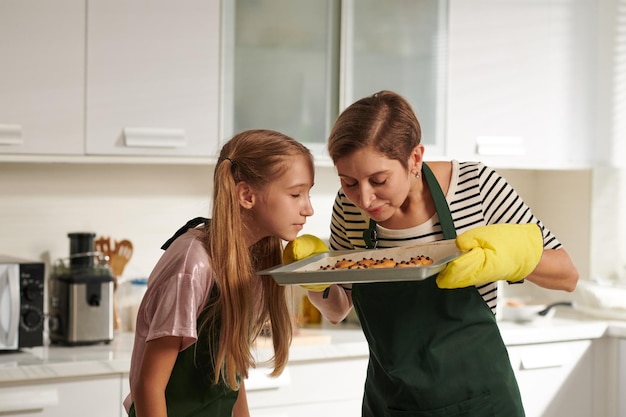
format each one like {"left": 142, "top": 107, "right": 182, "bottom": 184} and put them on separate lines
{"left": 201, "top": 129, "right": 313, "bottom": 389}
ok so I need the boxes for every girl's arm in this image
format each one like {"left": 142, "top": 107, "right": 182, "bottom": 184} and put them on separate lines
{"left": 307, "top": 285, "right": 353, "bottom": 324}
{"left": 233, "top": 379, "right": 250, "bottom": 417}
{"left": 526, "top": 248, "right": 578, "bottom": 292}
{"left": 132, "top": 336, "right": 181, "bottom": 417}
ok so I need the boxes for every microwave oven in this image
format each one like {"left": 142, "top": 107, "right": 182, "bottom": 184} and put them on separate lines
{"left": 0, "top": 255, "right": 45, "bottom": 350}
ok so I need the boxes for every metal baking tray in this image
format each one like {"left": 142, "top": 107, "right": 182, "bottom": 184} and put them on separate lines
{"left": 257, "top": 240, "right": 462, "bottom": 285}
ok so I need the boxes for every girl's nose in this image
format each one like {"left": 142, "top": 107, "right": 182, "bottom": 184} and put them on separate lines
{"left": 303, "top": 198, "right": 314, "bottom": 216}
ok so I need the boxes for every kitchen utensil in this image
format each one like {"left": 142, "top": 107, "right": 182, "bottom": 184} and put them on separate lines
{"left": 109, "top": 239, "right": 133, "bottom": 278}
{"left": 500, "top": 300, "right": 573, "bottom": 322}
{"left": 258, "top": 240, "right": 461, "bottom": 285}
{"left": 94, "top": 236, "right": 112, "bottom": 261}
{"left": 537, "top": 301, "right": 573, "bottom": 316}
{"left": 94, "top": 237, "right": 133, "bottom": 330}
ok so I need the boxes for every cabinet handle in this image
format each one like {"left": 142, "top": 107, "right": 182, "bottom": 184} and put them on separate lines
{"left": 0, "top": 387, "right": 59, "bottom": 412}
{"left": 520, "top": 350, "right": 568, "bottom": 370}
{"left": 0, "top": 124, "right": 23, "bottom": 145}
{"left": 123, "top": 127, "right": 187, "bottom": 148}
{"left": 476, "top": 136, "right": 525, "bottom": 156}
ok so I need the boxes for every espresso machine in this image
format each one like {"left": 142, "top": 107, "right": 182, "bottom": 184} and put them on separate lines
{"left": 49, "top": 232, "right": 114, "bottom": 345}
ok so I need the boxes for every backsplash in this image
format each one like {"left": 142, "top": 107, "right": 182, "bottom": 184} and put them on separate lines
{"left": 0, "top": 161, "right": 340, "bottom": 279}
{"left": 0, "top": 161, "right": 594, "bottom": 304}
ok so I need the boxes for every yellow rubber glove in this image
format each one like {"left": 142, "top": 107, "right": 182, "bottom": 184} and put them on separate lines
{"left": 436, "top": 223, "right": 543, "bottom": 289}
{"left": 283, "top": 234, "right": 330, "bottom": 292}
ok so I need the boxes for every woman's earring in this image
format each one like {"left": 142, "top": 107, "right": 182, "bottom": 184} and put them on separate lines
{"left": 415, "top": 172, "right": 420, "bottom": 179}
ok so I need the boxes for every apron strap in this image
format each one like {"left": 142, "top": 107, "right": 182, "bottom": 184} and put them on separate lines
{"left": 161, "top": 217, "right": 210, "bottom": 250}
{"left": 421, "top": 163, "right": 456, "bottom": 240}
{"left": 363, "top": 219, "right": 378, "bottom": 249}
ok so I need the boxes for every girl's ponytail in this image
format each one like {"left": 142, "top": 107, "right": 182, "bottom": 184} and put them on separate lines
{"left": 202, "top": 130, "right": 312, "bottom": 389}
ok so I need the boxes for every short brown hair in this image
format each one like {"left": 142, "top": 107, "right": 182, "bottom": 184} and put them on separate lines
{"left": 328, "top": 90, "right": 421, "bottom": 170}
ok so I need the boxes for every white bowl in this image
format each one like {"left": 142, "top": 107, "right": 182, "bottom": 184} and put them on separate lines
{"left": 500, "top": 301, "right": 554, "bottom": 322}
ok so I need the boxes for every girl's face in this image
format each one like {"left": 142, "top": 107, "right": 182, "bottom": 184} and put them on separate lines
{"left": 250, "top": 155, "right": 315, "bottom": 242}
{"left": 335, "top": 146, "right": 418, "bottom": 223}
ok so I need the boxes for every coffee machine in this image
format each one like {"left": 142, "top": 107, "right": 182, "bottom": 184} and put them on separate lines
{"left": 49, "top": 232, "right": 114, "bottom": 345}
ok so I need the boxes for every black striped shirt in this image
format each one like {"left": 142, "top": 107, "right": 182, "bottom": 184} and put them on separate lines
{"left": 328, "top": 160, "right": 561, "bottom": 314}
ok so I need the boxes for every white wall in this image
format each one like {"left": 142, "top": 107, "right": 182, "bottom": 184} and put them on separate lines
{"left": 0, "top": 162, "right": 340, "bottom": 280}
{"left": 498, "top": 168, "right": 593, "bottom": 303}
{"left": 500, "top": 168, "right": 592, "bottom": 280}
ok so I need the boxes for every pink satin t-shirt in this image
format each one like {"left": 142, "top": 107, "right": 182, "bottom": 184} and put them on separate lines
{"left": 123, "top": 228, "right": 214, "bottom": 412}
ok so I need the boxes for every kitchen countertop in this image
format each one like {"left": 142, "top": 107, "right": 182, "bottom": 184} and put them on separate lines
{"left": 0, "top": 313, "right": 620, "bottom": 386}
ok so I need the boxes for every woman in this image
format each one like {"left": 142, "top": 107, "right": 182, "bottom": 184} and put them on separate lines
{"left": 124, "top": 129, "right": 315, "bottom": 417}
{"left": 304, "top": 91, "right": 578, "bottom": 416}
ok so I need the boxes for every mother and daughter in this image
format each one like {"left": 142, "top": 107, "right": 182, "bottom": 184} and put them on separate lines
{"left": 125, "top": 91, "right": 578, "bottom": 417}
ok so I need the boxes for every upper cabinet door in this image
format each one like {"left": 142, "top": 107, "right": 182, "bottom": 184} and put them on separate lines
{"left": 446, "top": 0, "right": 596, "bottom": 169}
{"left": 0, "top": 0, "right": 85, "bottom": 155}
{"left": 226, "top": 0, "right": 448, "bottom": 161}
{"left": 225, "top": 0, "right": 339, "bottom": 159}
{"left": 86, "top": 0, "right": 221, "bottom": 157}
{"left": 342, "top": 0, "right": 448, "bottom": 154}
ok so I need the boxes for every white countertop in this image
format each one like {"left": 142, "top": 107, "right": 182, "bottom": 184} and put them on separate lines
{"left": 0, "top": 313, "right": 621, "bottom": 386}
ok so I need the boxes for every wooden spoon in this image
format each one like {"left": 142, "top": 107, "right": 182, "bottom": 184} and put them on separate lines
{"left": 95, "top": 237, "right": 133, "bottom": 330}
{"left": 94, "top": 236, "right": 112, "bottom": 261}
{"left": 110, "top": 239, "right": 133, "bottom": 278}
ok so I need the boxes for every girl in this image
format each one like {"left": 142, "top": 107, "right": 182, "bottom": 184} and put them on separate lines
{"left": 124, "top": 129, "right": 315, "bottom": 417}
{"left": 304, "top": 91, "right": 579, "bottom": 416}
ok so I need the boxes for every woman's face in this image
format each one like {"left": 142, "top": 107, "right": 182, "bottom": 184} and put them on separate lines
{"left": 335, "top": 146, "right": 414, "bottom": 223}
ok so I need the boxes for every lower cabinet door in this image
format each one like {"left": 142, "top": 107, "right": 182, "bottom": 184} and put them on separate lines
{"left": 616, "top": 339, "right": 626, "bottom": 417}
{"left": 247, "top": 357, "right": 368, "bottom": 417}
{"left": 0, "top": 376, "right": 122, "bottom": 417}
{"left": 507, "top": 340, "right": 593, "bottom": 417}
{"left": 251, "top": 399, "right": 362, "bottom": 417}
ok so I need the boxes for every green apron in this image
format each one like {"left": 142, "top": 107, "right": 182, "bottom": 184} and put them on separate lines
{"left": 129, "top": 302, "right": 239, "bottom": 417}
{"left": 352, "top": 163, "right": 524, "bottom": 417}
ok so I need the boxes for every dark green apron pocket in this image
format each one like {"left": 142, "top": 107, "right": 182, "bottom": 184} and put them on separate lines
{"left": 387, "top": 391, "right": 494, "bottom": 417}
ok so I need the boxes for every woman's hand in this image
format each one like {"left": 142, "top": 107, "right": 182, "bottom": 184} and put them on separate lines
{"left": 283, "top": 234, "right": 332, "bottom": 292}
{"left": 436, "top": 223, "right": 578, "bottom": 291}
{"left": 283, "top": 235, "right": 353, "bottom": 324}
{"left": 307, "top": 285, "right": 354, "bottom": 324}
{"left": 436, "top": 224, "right": 543, "bottom": 289}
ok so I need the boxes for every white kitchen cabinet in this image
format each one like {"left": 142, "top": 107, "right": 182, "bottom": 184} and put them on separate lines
{"left": 343, "top": 0, "right": 447, "bottom": 155}
{"left": 601, "top": 337, "right": 626, "bottom": 417}
{"left": 0, "top": 375, "right": 122, "bottom": 417}
{"left": 121, "top": 373, "right": 130, "bottom": 417}
{"left": 226, "top": 0, "right": 447, "bottom": 161}
{"left": 445, "top": 0, "right": 596, "bottom": 169}
{"left": 225, "top": 0, "right": 338, "bottom": 159}
{"left": 507, "top": 340, "right": 594, "bottom": 417}
{"left": 247, "top": 356, "right": 368, "bottom": 417}
{"left": 619, "top": 339, "right": 626, "bottom": 417}
{"left": 0, "top": 0, "right": 85, "bottom": 156}
{"left": 86, "top": 0, "right": 221, "bottom": 158}
{"left": 251, "top": 400, "right": 362, "bottom": 417}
